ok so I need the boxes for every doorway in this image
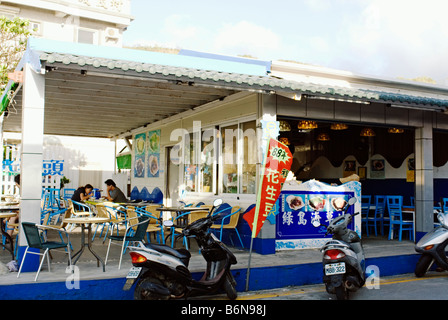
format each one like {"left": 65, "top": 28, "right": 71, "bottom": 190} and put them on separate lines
{"left": 166, "top": 146, "right": 180, "bottom": 207}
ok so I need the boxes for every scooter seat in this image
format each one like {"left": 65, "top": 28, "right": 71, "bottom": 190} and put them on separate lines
{"left": 145, "top": 243, "right": 191, "bottom": 260}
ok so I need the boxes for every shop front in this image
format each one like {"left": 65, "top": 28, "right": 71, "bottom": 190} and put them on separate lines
{"left": 129, "top": 88, "right": 448, "bottom": 254}
{"left": 6, "top": 38, "right": 448, "bottom": 258}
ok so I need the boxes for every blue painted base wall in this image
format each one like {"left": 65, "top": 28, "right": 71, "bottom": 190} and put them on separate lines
{"left": 0, "top": 254, "right": 421, "bottom": 300}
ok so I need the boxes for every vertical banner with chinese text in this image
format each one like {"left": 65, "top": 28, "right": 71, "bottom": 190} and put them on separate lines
{"left": 243, "top": 138, "right": 293, "bottom": 238}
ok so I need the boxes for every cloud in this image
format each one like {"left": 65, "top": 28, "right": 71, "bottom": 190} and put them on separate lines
{"left": 334, "top": 0, "right": 448, "bottom": 82}
{"left": 212, "top": 21, "right": 282, "bottom": 59}
{"left": 162, "top": 14, "right": 200, "bottom": 42}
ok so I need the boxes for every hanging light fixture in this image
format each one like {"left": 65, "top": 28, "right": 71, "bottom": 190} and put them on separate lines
{"left": 279, "top": 137, "right": 290, "bottom": 145}
{"left": 330, "top": 123, "right": 348, "bottom": 130}
{"left": 388, "top": 127, "right": 404, "bottom": 134}
{"left": 297, "top": 120, "right": 318, "bottom": 130}
{"left": 360, "top": 127, "right": 376, "bottom": 137}
{"left": 279, "top": 120, "right": 291, "bottom": 132}
{"left": 317, "top": 133, "right": 330, "bottom": 141}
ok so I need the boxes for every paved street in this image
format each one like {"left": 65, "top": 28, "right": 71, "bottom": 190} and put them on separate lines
{"left": 233, "top": 272, "right": 448, "bottom": 300}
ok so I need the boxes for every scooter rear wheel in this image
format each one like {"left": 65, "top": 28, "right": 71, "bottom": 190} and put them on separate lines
{"left": 334, "top": 285, "right": 349, "bottom": 300}
{"left": 415, "top": 254, "right": 434, "bottom": 278}
{"left": 134, "top": 277, "right": 170, "bottom": 300}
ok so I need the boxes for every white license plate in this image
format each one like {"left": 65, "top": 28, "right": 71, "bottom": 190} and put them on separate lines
{"left": 126, "top": 267, "right": 142, "bottom": 279}
{"left": 324, "top": 262, "right": 346, "bottom": 275}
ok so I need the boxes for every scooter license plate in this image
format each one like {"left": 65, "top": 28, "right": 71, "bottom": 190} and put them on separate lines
{"left": 325, "top": 262, "right": 346, "bottom": 275}
{"left": 126, "top": 266, "right": 142, "bottom": 279}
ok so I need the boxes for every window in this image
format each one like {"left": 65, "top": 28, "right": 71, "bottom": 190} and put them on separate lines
{"left": 182, "top": 127, "right": 217, "bottom": 193}
{"left": 78, "top": 28, "right": 97, "bottom": 44}
{"left": 29, "top": 21, "right": 42, "bottom": 36}
{"left": 180, "top": 120, "right": 257, "bottom": 195}
{"left": 221, "top": 120, "right": 257, "bottom": 194}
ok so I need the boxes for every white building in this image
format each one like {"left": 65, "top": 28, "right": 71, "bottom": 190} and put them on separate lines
{"left": 1, "top": 0, "right": 133, "bottom": 195}
{"left": 0, "top": 0, "right": 133, "bottom": 47}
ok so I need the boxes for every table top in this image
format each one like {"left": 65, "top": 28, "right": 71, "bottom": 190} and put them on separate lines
{"left": 0, "top": 205, "right": 19, "bottom": 211}
{"left": 84, "top": 200, "right": 151, "bottom": 207}
{"left": 0, "top": 212, "right": 18, "bottom": 218}
{"left": 64, "top": 217, "right": 110, "bottom": 224}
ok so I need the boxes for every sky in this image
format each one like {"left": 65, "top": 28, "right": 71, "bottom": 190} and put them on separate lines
{"left": 122, "top": 0, "right": 448, "bottom": 85}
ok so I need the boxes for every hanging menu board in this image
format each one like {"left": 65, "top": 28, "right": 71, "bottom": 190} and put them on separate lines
{"left": 275, "top": 180, "right": 361, "bottom": 250}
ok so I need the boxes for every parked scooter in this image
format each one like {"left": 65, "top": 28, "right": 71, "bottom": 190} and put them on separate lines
{"left": 313, "top": 197, "right": 365, "bottom": 300}
{"left": 414, "top": 209, "right": 448, "bottom": 277}
{"left": 122, "top": 199, "right": 238, "bottom": 300}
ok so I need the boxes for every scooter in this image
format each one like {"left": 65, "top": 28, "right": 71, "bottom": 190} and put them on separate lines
{"left": 122, "top": 199, "right": 238, "bottom": 300}
{"left": 414, "top": 209, "right": 448, "bottom": 277}
{"left": 313, "top": 197, "right": 365, "bottom": 300}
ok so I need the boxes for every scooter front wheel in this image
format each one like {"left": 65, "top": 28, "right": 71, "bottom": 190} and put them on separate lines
{"left": 415, "top": 254, "right": 434, "bottom": 278}
{"left": 224, "top": 273, "right": 237, "bottom": 300}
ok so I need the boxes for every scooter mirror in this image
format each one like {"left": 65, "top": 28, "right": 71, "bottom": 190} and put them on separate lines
{"left": 348, "top": 197, "right": 357, "bottom": 206}
{"left": 213, "top": 199, "right": 223, "bottom": 207}
{"left": 163, "top": 220, "right": 174, "bottom": 227}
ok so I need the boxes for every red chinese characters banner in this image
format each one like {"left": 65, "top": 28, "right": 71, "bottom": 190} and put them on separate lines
{"left": 243, "top": 138, "right": 293, "bottom": 238}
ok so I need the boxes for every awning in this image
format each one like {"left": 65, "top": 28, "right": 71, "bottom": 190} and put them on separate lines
{"left": 2, "top": 37, "right": 448, "bottom": 139}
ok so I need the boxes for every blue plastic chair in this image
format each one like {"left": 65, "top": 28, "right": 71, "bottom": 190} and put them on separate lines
{"left": 210, "top": 206, "right": 244, "bottom": 248}
{"left": 365, "top": 196, "right": 388, "bottom": 237}
{"left": 63, "top": 188, "right": 76, "bottom": 200}
{"left": 360, "top": 195, "right": 372, "bottom": 236}
{"left": 387, "top": 196, "right": 414, "bottom": 241}
{"left": 135, "top": 205, "right": 164, "bottom": 244}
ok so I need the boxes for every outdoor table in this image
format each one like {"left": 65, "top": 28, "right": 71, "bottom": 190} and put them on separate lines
{"left": 63, "top": 217, "right": 110, "bottom": 272}
{"left": 156, "top": 206, "right": 209, "bottom": 228}
{"left": 0, "top": 210, "right": 18, "bottom": 259}
{"left": 156, "top": 206, "right": 208, "bottom": 220}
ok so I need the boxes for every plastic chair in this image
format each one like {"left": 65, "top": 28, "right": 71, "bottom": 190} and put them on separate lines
{"left": 360, "top": 196, "right": 372, "bottom": 236}
{"left": 373, "top": 196, "right": 388, "bottom": 236}
{"left": 166, "top": 209, "right": 209, "bottom": 249}
{"left": 92, "top": 204, "right": 125, "bottom": 242}
{"left": 68, "top": 199, "right": 92, "bottom": 216}
{"left": 135, "top": 205, "right": 164, "bottom": 243}
{"left": 63, "top": 188, "right": 76, "bottom": 200}
{"left": 364, "top": 195, "right": 387, "bottom": 237}
{"left": 210, "top": 206, "right": 244, "bottom": 248}
{"left": 105, "top": 216, "right": 150, "bottom": 269}
{"left": 442, "top": 198, "right": 448, "bottom": 213}
{"left": 387, "top": 196, "right": 414, "bottom": 241}
{"left": 67, "top": 199, "right": 92, "bottom": 217}
{"left": 17, "top": 222, "right": 72, "bottom": 281}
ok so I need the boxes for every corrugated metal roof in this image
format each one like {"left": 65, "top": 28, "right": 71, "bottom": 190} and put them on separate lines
{"left": 31, "top": 39, "right": 448, "bottom": 110}
{"left": 2, "top": 37, "right": 448, "bottom": 139}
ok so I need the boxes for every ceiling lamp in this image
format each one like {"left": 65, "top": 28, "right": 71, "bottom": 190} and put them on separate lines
{"left": 317, "top": 133, "right": 330, "bottom": 141}
{"left": 388, "top": 127, "right": 404, "bottom": 134}
{"left": 330, "top": 123, "right": 348, "bottom": 130}
{"left": 279, "top": 137, "right": 290, "bottom": 145}
{"left": 360, "top": 127, "right": 376, "bottom": 137}
{"left": 298, "top": 120, "right": 318, "bottom": 130}
{"left": 279, "top": 120, "right": 291, "bottom": 132}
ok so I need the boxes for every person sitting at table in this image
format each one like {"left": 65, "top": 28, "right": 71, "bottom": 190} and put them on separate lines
{"left": 71, "top": 184, "right": 94, "bottom": 210}
{"left": 104, "top": 179, "right": 128, "bottom": 203}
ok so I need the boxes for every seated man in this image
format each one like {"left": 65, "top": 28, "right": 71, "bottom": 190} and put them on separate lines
{"left": 104, "top": 179, "right": 128, "bottom": 203}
